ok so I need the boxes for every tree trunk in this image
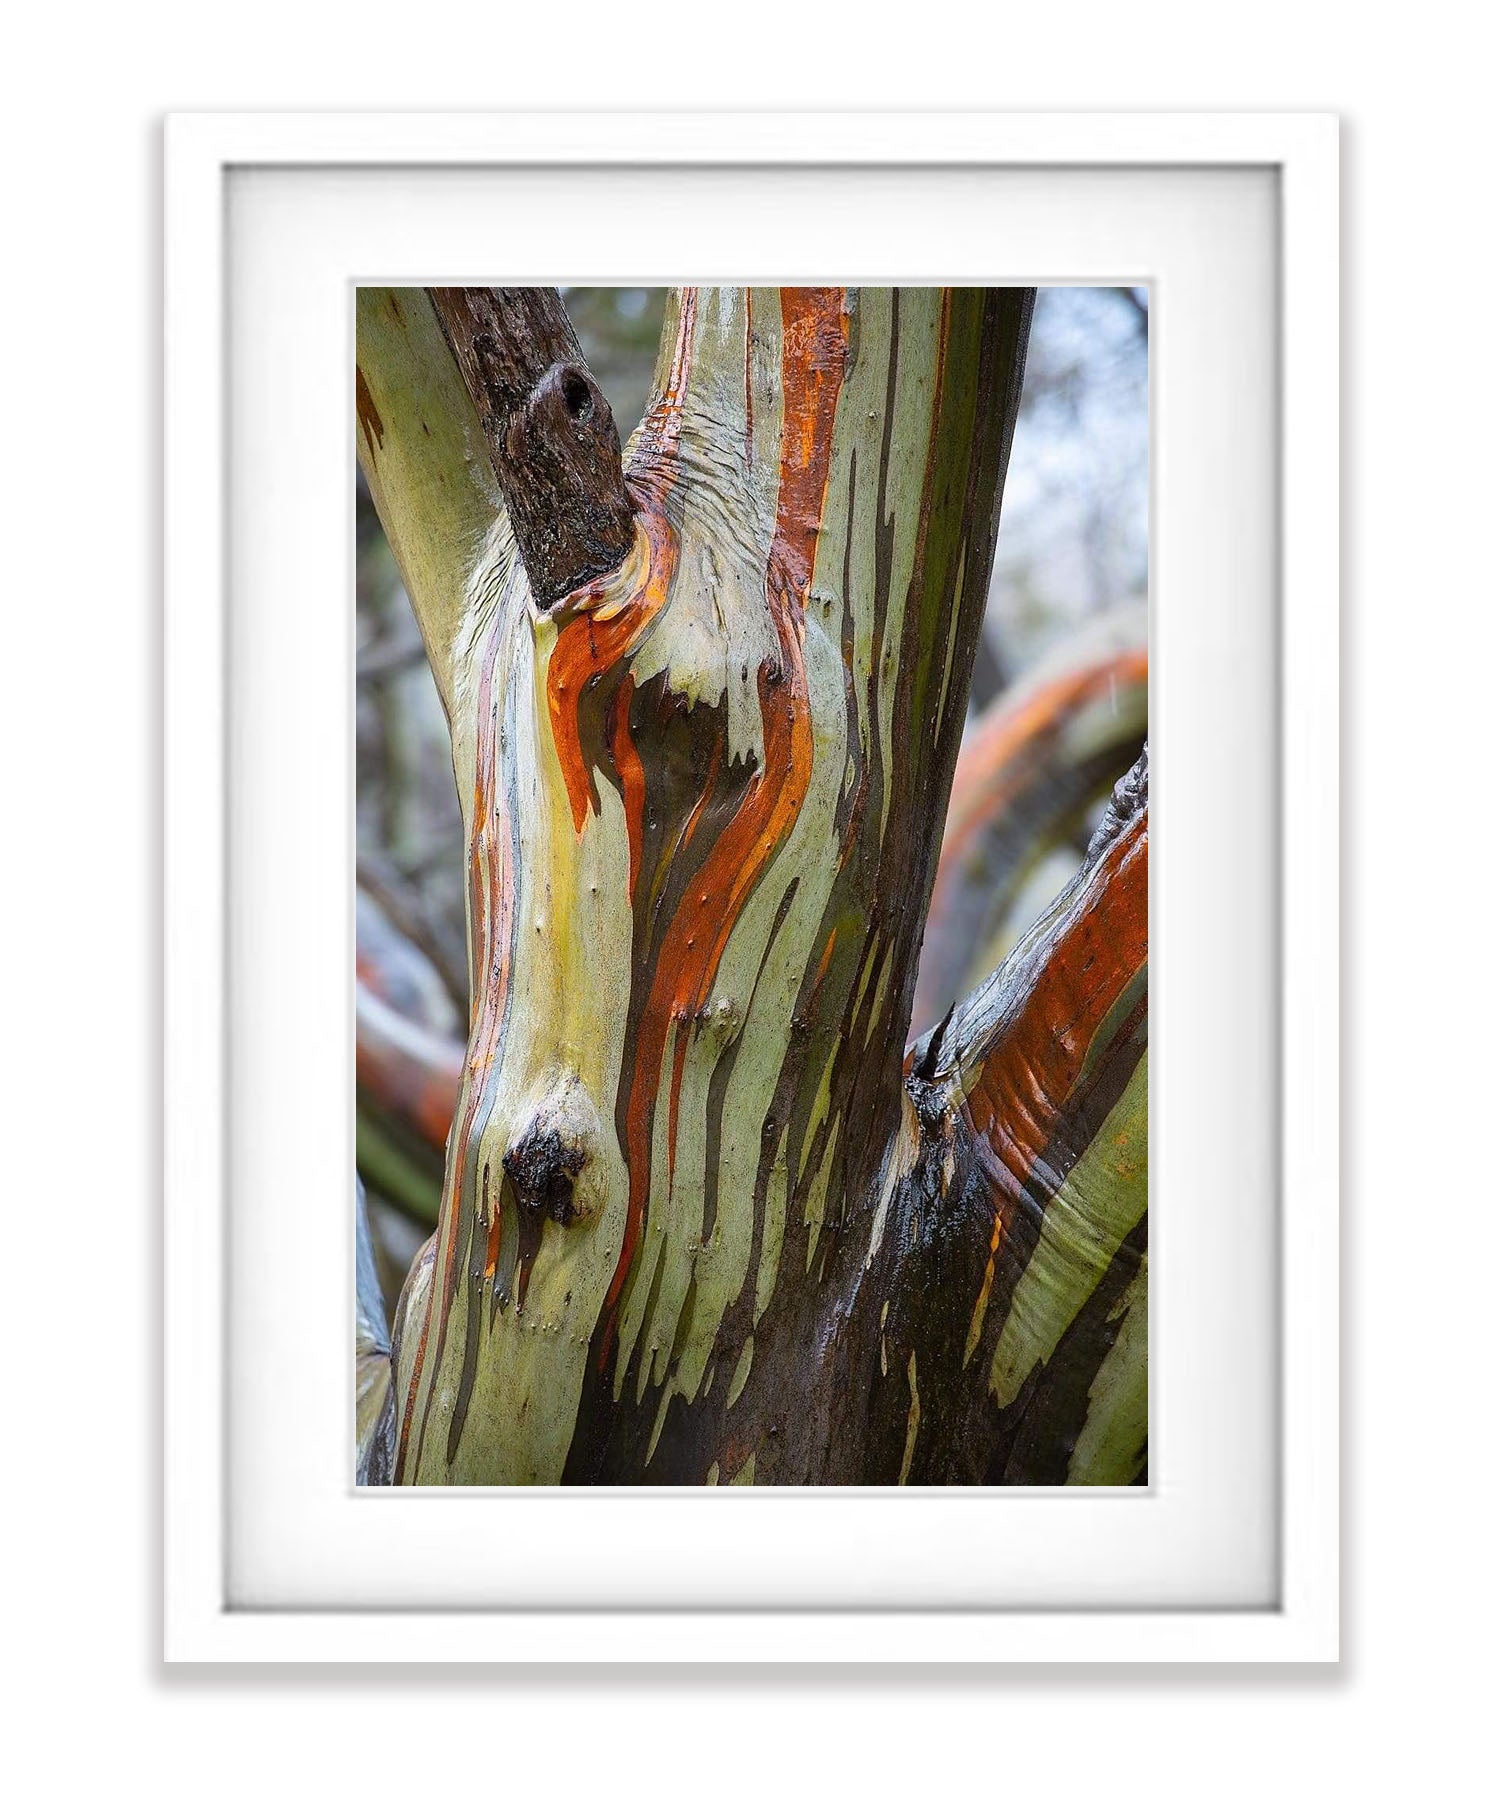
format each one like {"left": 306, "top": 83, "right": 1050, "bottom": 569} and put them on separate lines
{"left": 355, "top": 286, "right": 1147, "bottom": 1486}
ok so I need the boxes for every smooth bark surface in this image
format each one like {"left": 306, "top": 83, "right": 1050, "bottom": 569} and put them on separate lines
{"left": 354, "top": 289, "right": 499, "bottom": 717}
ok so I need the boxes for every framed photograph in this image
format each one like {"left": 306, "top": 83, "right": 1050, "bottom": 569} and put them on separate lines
{"left": 164, "top": 112, "right": 1338, "bottom": 1661}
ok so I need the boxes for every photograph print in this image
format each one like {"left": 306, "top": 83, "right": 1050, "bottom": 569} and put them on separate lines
{"left": 354, "top": 285, "right": 1148, "bottom": 1487}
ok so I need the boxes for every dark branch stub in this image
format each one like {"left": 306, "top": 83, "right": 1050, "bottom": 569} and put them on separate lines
{"left": 426, "top": 287, "right": 636, "bottom": 607}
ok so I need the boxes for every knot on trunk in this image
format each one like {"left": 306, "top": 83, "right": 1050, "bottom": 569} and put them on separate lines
{"left": 503, "top": 1123, "right": 588, "bottom": 1226}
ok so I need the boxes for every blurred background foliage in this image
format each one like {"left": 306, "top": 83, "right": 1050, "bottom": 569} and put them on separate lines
{"left": 355, "top": 287, "right": 1147, "bottom": 1298}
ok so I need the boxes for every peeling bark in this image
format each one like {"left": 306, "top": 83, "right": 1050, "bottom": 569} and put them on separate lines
{"left": 357, "top": 286, "right": 1147, "bottom": 1486}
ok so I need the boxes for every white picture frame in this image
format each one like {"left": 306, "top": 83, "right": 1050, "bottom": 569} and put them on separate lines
{"left": 164, "top": 111, "right": 1338, "bottom": 1663}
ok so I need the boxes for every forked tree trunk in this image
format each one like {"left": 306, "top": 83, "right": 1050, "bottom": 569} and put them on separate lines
{"left": 355, "top": 286, "right": 1147, "bottom": 1485}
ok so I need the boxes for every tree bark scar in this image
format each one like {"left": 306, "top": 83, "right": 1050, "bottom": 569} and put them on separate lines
{"left": 426, "top": 287, "right": 636, "bottom": 606}
{"left": 505, "top": 1123, "right": 587, "bottom": 1315}
{"left": 504, "top": 1125, "right": 587, "bottom": 1226}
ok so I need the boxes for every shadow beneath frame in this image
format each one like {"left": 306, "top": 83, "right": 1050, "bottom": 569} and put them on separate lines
{"left": 153, "top": 1659, "right": 1346, "bottom": 1694}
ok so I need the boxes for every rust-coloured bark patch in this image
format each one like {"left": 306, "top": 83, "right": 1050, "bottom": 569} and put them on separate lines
{"left": 355, "top": 366, "right": 385, "bottom": 459}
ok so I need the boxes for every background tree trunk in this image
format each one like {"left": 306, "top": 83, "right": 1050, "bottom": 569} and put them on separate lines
{"left": 912, "top": 638, "right": 1147, "bottom": 1035}
{"left": 356, "top": 286, "right": 1147, "bottom": 1486}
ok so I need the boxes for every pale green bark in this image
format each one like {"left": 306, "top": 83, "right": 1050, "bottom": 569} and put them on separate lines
{"left": 355, "top": 289, "right": 500, "bottom": 716}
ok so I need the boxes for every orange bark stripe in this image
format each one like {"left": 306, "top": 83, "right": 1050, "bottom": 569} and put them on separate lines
{"left": 812, "top": 924, "right": 839, "bottom": 995}
{"left": 963, "top": 809, "right": 1147, "bottom": 1224}
{"left": 482, "top": 1167, "right": 500, "bottom": 1283}
{"left": 546, "top": 499, "right": 678, "bottom": 838}
{"left": 607, "top": 675, "right": 646, "bottom": 901}
{"left": 771, "top": 290, "right": 851, "bottom": 595}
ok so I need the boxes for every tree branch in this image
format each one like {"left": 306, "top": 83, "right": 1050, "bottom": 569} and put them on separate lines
{"left": 942, "top": 744, "right": 1147, "bottom": 1086}
{"left": 885, "top": 747, "right": 1148, "bottom": 1482}
{"left": 355, "top": 289, "right": 500, "bottom": 716}
{"left": 426, "top": 287, "right": 636, "bottom": 608}
{"left": 912, "top": 641, "right": 1148, "bottom": 1035}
